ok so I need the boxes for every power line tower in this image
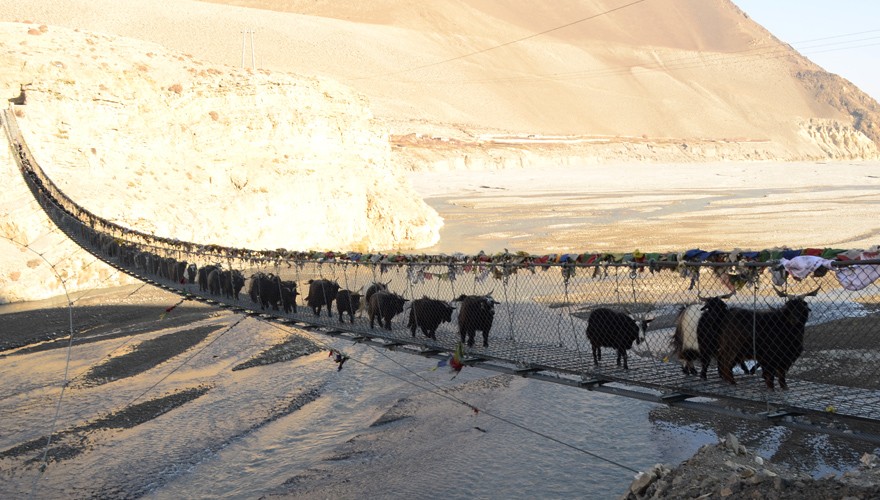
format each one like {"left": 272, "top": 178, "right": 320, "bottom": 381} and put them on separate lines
{"left": 240, "top": 29, "right": 256, "bottom": 69}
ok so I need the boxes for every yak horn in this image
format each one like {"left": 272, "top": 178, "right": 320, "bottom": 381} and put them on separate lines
{"left": 697, "top": 291, "right": 734, "bottom": 301}
{"left": 774, "top": 285, "right": 821, "bottom": 299}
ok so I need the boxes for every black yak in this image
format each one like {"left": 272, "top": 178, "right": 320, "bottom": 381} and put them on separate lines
{"left": 455, "top": 294, "right": 497, "bottom": 348}
{"left": 408, "top": 297, "right": 454, "bottom": 339}
{"left": 717, "top": 287, "right": 818, "bottom": 389}
{"left": 671, "top": 294, "right": 731, "bottom": 378}
{"left": 586, "top": 308, "right": 652, "bottom": 370}
{"left": 198, "top": 264, "right": 220, "bottom": 292}
{"left": 306, "top": 279, "right": 340, "bottom": 317}
{"left": 368, "top": 290, "right": 408, "bottom": 330}
{"left": 280, "top": 280, "right": 298, "bottom": 314}
{"left": 248, "top": 272, "right": 281, "bottom": 310}
{"left": 336, "top": 289, "right": 361, "bottom": 323}
{"left": 364, "top": 281, "right": 390, "bottom": 305}
{"left": 220, "top": 269, "right": 245, "bottom": 300}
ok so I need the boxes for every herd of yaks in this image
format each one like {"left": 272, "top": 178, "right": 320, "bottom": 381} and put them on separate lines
{"left": 101, "top": 238, "right": 816, "bottom": 390}
{"left": 587, "top": 286, "right": 819, "bottom": 391}
{"left": 102, "top": 242, "right": 500, "bottom": 350}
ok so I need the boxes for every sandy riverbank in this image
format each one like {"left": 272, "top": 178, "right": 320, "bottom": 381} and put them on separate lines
{"left": 408, "top": 161, "right": 880, "bottom": 254}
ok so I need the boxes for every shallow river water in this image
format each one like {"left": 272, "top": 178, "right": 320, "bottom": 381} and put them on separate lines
{"left": 0, "top": 288, "right": 873, "bottom": 499}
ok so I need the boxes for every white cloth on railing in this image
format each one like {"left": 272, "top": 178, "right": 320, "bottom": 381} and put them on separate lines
{"left": 781, "top": 254, "right": 880, "bottom": 290}
{"left": 780, "top": 256, "right": 834, "bottom": 280}
{"left": 835, "top": 263, "right": 880, "bottom": 291}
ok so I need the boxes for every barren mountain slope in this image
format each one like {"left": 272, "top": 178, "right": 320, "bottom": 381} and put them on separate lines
{"left": 2, "top": 0, "right": 878, "bottom": 161}
{"left": 196, "top": 0, "right": 879, "bottom": 160}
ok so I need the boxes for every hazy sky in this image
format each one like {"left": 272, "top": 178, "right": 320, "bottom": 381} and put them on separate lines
{"left": 732, "top": 0, "right": 880, "bottom": 101}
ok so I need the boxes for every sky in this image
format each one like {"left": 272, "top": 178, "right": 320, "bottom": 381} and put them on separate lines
{"left": 732, "top": 0, "right": 880, "bottom": 102}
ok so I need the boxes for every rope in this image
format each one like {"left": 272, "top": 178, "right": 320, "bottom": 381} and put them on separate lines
{"left": 752, "top": 276, "right": 767, "bottom": 412}
{"left": 564, "top": 266, "right": 587, "bottom": 364}
{"left": 614, "top": 266, "right": 621, "bottom": 304}
{"left": 362, "top": 343, "right": 639, "bottom": 473}
{"left": 0, "top": 284, "right": 153, "bottom": 404}
{"left": 435, "top": 264, "right": 442, "bottom": 298}
{"left": 555, "top": 278, "right": 567, "bottom": 347}
{"left": 252, "top": 316, "right": 641, "bottom": 475}
{"left": 448, "top": 262, "right": 457, "bottom": 298}
{"left": 69, "top": 267, "right": 124, "bottom": 306}
{"left": 124, "top": 314, "right": 246, "bottom": 408}
{"left": 503, "top": 264, "right": 515, "bottom": 342}
{"left": 0, "top": 236, "right": 77, "bottom": 499}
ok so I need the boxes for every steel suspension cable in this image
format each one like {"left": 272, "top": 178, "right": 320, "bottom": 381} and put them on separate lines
{"left": 252, "top": 315, "right": 641, "bottom": 475}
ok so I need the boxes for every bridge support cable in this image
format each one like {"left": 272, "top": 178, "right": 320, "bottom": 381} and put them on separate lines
{"left": 0, "top": 234, "right": 79, "bottom": 497}
{"left": 554, "top": 268, "right": 569, "bottom": 348}
{"left": 502, "top": 263, "right": 515, "bottom": 342}
{"left": 750, "top": 278, "right": 766, "bottom": 413}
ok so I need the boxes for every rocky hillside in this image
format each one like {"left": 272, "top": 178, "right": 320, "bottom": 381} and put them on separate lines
{"left": 796, "top": 69, "right": 880, "bottom": 149}
{"left": 0, "top": 22, "right": 440, "bottom": 302}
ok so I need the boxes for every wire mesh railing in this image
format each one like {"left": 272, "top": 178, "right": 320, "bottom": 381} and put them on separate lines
{"left": 5, "top": 108, "right": 880, "bottom": 425}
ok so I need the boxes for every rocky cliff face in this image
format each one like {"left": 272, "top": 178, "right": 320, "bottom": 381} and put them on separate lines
{"left": 795, "top": 69, "right": 880, "bottom": 151}
{"left": 0, "top": 23, "right": 441, "bottom": 302}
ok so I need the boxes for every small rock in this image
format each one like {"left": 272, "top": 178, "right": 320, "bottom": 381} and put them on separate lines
{"left": 724, "top": 433, "right": 741, "bottom": 453}
{"left": 773, "top": 476, "right": 785, "bottom": 490}
{"left": 719, "top": 486, "right": 734, "bottom": 497}
{"left": 649, "top": 480, "right": 668, "bottom": 499}
{"left": 688, "top": 488, "right": 706, "bottom": 498}
{"left": 629, "top": 470, "right": 658, "bottom": 496}
{"left": 746, "top": 472, "right": 767, "bottom": 485}
{"left": 860, "top": 453, "right": 878, "bottom": 469}
{"left": 724, "top": 472, "right": 740, "bottom": 486}
{"left": 648, "top": 463, "right": 668, "bottom": 478}
{"left": 754, "top": 456, "right": 764, "bottom": 466}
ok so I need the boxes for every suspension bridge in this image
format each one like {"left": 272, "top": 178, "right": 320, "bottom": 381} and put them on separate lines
{"left": 4, "top": 108, "right": 880, "bottom": 444}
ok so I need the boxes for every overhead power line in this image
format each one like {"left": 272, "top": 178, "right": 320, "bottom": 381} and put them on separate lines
{"left": 409, "top": 30, "right": 880, "bottom": 87}
{"left": 350, "top": 0, "right": 649, "bottom": 81}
